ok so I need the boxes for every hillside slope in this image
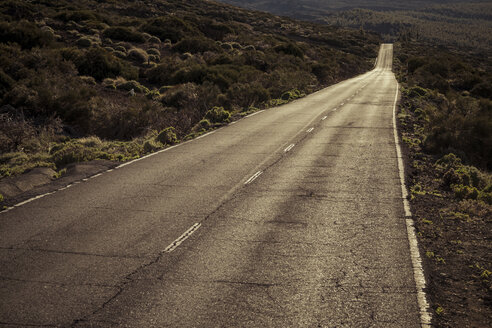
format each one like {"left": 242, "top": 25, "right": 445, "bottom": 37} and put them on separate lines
{"left": 218, "top": 0, "right": 492, "bottom": 51}
{"left": 0, "top": 0, "right": 380, "bottom": 181}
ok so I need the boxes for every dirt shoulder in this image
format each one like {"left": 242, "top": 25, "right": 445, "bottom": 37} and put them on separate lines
{"left": 398, "top": 92, "right": 491, "bottom": 327}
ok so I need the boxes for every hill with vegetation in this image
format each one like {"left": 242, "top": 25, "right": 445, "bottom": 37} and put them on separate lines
{"left": 218, "top": 0, "right": 492, "bottom": 51}
{"left": 0, "top": 0, "right": 380, "bottom": 180}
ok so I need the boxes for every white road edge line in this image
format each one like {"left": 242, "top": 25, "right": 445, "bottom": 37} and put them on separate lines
{"left": 163, "top": 223, "right": 201, "bottom": 253}
{"left": 244, "top": 171, "right": 263, "bottom": 185}
{"left": 284, "top": 144, "right": 295, "bottom": 152}
{"left": 306, "top": 127, "right": 314, "bottom": 133}
{"left": 392, "top": 83, "right": 432, "bottom": 328}
{"left": 245, "top": 110, "right": 265, "bottom": 118}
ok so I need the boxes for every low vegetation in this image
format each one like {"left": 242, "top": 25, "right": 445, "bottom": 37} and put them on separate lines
{"left": 395, "top": 40, "right": 491, "bottom": 327}
{"left": 0, "top": 0, "right": 380, "bottom": 181}
{"left": 219, "top": 0, "right": 492, "bottom": 51}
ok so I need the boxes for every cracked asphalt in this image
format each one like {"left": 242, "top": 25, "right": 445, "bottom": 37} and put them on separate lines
{"left": 0, "top": 44, "right": 421, "bottom": 327}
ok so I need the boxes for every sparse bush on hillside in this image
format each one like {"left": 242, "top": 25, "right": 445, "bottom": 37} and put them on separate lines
{"left": 76, "top": 36, "right": 93, "bottom": 47}
{"left": 0, "top": 0, "right": 380, "bottom": 178}
{"left": 127, "top": 47, "right": 148, "bottom": 63}
{"left": 76, "top": 47, "right": 138, "bottom": 81}
{"left": 103, "top": 26, "right": 145, "bottom": 43}
{"left": 274, "top": 42, "right": 304, "bottom": 58}
{"left": 205, "top": 106, "right": 230, "bottom": 123}
{"left": 173, "top": 37, "right": 221, "bottom": 54}
{"left": 0, "top": 20, "right": 53, "bottom": 49}
{"left": 141, "top": 16, "right": 195, "bottom": 43}
{"left": 156, "top": 127, "right": 178, "bottom": 145}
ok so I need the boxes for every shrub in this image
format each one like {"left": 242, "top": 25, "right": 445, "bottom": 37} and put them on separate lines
{"left": 127, "top": 47, "right": 148, "bottom": 63}
{"left": 274, "top": 43, "right": 304, "bottom": 58}
{"left": 156, "top": 127, "right": 177, "bottom": 145}
{"left": 116, "top": 80, "right": 150, "bottom": 94}
{"left": 146, "top": 48, "right": 161, "bottom": 56}
{"left": 0, "top": 20, "right": 53, "bottom": 49}
{"left": 197, "top": 119, "right": 211, "bottom": 129}
{"left": 79, "top": 76, "right": 96, "bottom": 85}
{"left": 0, "top": 68, "right": 15, "bottom": 98}
{"left": 452, "top": 184, "right": 479, "bottom": 200}
{"left": 141, "top": 16, "right": 194, "bottom": 43}
{"left": 220, "top": 43, "right": 233, "bottom": 51}
{"left": 143, "top": 139, "right": 163, "bottom": 153}
{"left": 76, "top": 36, "right": 93, "bottom": 48}
{"left": 115, "top": 45, "right": 127, "bottom": 53}
{"left": 114, "top": 50, "right": 126, "bottom": 59}
{"left": 407, "top": 86, "right": 429, "bottom": 98}
{"left": 76, "top": 48, "right": 138, "bottom": 81}
{"left": 148, "top": 36, "right": 161, "bottom": 44}
{"left": 55, "top": 10, "right": 98, "bottom": 23}
{"left": 173, "top": 37, "right": 220, "bottom": 54}
{"left": 281, "top": 89, "right": 304, "bottom": 101}
{"left": 243, "top": 45, "right": 256, "bottom": 51}
{"left": 50, "top": 142, "right": 100, "bottom": 167}
{"left": 204, "top": 106, "right": 230, "bottom": 123}
{"left": 102, "top": 26, "right": 145, "bottom": 43}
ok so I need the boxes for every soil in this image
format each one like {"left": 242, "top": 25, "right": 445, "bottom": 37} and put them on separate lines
{"left": 399, "top": 105, "right": 492, "bottom": 327}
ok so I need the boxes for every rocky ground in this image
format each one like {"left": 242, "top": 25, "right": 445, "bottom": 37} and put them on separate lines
{"left": 398, "top": 93, "right": 492, "bottom": 327}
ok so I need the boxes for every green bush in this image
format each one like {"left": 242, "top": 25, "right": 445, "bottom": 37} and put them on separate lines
{"left": 156, "top": 127, "right": 177, "bottom": 145}
{"left": 102, "top": 26, "right": 145, "bottom": 43}
{"left": 197, "top": 119, "right": 211, "bottom": 130}
{"left": 452, "top": 184, "right": 479, "bottom": 200}
{"left": 50, "top": 142, "right": 102, "bottom": 167}
{"left": 116, "top": 80, "right": 150, "bottom": 94}
{"left": 281, "top": 89, "right": 304, "bottom": 101}
{"left": 143, "top": 139, "right": 163, "bottom": 153}
{"left": 205, "top": 106, "right": 230, "bottom": 123}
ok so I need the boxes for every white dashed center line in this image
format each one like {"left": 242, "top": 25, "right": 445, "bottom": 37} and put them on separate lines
{"left": 245, "top": 171, "right": 263, "bottom": 185}
{"left": 164, "top": 223, "right": 201, "bottom": 253}
{"left": 322, "top": 116, "right": 327, "bottom": 120}
{"left": 306, "top": 127, "right": 314, "bottom": 133}
{"left": 284, "top": 144, "right": 295, "bottom": 152}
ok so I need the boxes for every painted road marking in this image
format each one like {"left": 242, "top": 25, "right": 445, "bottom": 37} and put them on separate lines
{"left": 322, "top": 116, "right": 327, "bottom": 120}
{"left": 164, "top": 223, "right": 201, "bottom": 253}
{"left": 284, "top": 144, "right": 295, "bottom": 152}
{"left": 245, "top": 171, "right": 263, "bottom": 185}
{"left": 392, "top": 83, "right": 431, "bottom": 327}
{"left": 306, "top": 127, "right": 314, "bottom": 133}
{"left": 245, "top": 110, "right": 265, "bottom": 118}
{"left": 195, "top": 130, "right": 217, "bottom": 140}
{"left": 340, "top": 102, "right": 345, "bottom": 106}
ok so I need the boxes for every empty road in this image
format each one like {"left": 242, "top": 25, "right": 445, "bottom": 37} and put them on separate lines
{"left": 0, "top": 44, "right": 427, "bottom": 327}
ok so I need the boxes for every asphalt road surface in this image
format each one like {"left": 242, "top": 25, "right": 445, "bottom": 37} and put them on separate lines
{"left": 0, "top": 44, "right": 422, "bottom": 327}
